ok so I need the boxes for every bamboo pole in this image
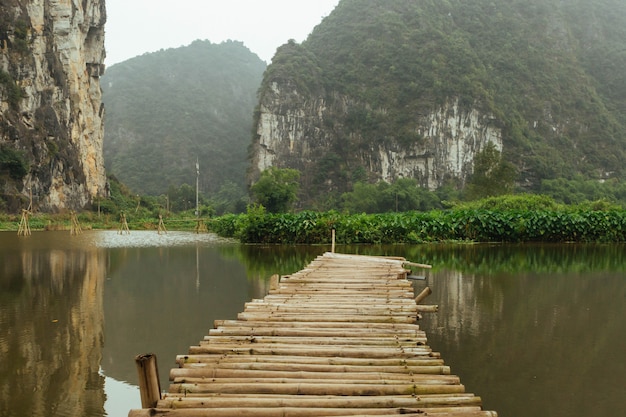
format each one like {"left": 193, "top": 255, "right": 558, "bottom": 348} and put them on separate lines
{"left": 200, "top": 336, "right": 427, "bottom": 347}
{"left": 269, "top": 274, "right": 280, "bottom": 291}
{"left": 169, "top": 381, "right": 466, "bottom": 396}
{"left": 129, "top": 408, "right": 496, "bottom": 417}
{"left": 272, "top": 280, "right": 413, "bottom": 287}
{"left": 208, "top": 327, "right": 425, "bottom": 338}
{"left": 243, "top": 300, "right": 419, "bottom": 309}
{"left": 242, "top": 305, "right": 419, "bottom": 315}
{"left": 176, "top": 354, "right": 445, "bottom": 367}
{"left": 70, "top": 210, "right": 82, "bottom": 235}
{"left": 235, "top": 312, "right": 417, "bottom": 323}
{"left": 417, "top": 304, "right": 439, "bottom": 313}
{"left": 135, "top": 353, "right": 161, "bottom": 408}
{"left": 17, "top": 209, "right": 31, "bottom": 236}
{"left": 238, "top": 295, "right": 414, "bottom": 302}
{"left": 403, "top": 261, "right": 433, "bottom": 269}
{"left": 156, "top": 394, "right": 482, "bottom": 409}
{"left": 185, "top": 345, "right": 437, "bottom": 359}
{"left": 415, "top": 287, "right": 432, "bottom": 304}
{"left": 157, "top": 214, "right": 167, "bottom": 234}
{"left": 169, "top": 369, "right": 451, "bottom": 383}
{"left": 171, "top": 375, "right": 461, "bottom": 386}
{"left": 213, "top": 319, "right": 423, "bottom": 330}
{"left": 118, "top": 212, "right": 130, "bottom": 234}
{"left": 169, "top": 365, "right": 451, "bottom": 380}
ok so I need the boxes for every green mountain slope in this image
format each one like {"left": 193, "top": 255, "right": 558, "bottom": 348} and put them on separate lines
{"left": 256, "top": 0, "right": 626, "bottom": 194}
{"left": 102, "top": 40, "right": 266, "bottom": 196}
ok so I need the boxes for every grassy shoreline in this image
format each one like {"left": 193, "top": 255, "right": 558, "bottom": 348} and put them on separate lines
{"left": 4, "top": 195, "right": 626, "bottom": 244}
{"left": 0, "top": 212, "right": 202, "bottom": 232}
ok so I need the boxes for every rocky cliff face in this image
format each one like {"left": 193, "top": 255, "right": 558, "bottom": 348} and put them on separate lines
{"left": 0, "top": 0, "right": 107, "bottom": 212}
{"left": 251, "top": 80, "right": 501, "bottom": 194}
{"left": 250, "top": 0, "right": 626, "bottom": 206}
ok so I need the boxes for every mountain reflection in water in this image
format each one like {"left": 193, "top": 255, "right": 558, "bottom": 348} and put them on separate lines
{"left": 1, "top": 232, "right": 625, "bottom": 417}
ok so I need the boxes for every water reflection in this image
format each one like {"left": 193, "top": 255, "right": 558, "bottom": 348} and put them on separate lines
{"left": 0, "top": 232, "right": 106, "bottom": 417}
{"left": 100, "top": 242, "right": 271, "bottom": 389}
{"left": 1, "top": 233, "right": 625, "bottom": 417}
{"left": 419, "top": 265, "right": 626, "bottom": 416}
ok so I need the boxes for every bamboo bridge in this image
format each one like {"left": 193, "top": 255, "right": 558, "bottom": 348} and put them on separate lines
{"left": 128, "top": 252, "right": 497, "bottom": 417}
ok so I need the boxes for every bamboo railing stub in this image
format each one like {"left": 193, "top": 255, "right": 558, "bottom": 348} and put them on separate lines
{"left": 135, "top": 353, "right": 162, "bottom": 408}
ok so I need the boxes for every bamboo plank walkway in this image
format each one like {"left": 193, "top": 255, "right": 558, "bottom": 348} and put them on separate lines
{"left": 128, "top": 252, "right": 497, "bottom": 417}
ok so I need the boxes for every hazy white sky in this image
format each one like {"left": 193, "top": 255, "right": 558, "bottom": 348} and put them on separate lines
{"left": 104, "top": 0, "right": 340, "bottom": 66}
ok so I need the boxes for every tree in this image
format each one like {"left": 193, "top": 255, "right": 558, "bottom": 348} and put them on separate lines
{"left": 209, "top": 180, "right": 248, "bottom": 215}
{"left": 250, "top": 167, "right": 301, "bottom": 213}
{"left": 465, "top": 142, "right": 517, "bottom": 200}
{"left": 0, "top": 146, "right": 28, "bottom": 180}
{"left": 341, "top": 182, "right": 381, "bottom": 213}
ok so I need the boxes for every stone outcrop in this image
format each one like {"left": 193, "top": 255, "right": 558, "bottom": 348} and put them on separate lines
{"left": 251, "top": 79, "right": 501, "bottom": 195}
{"left": 0, "top": 0, "right": 107, "bottom": 212}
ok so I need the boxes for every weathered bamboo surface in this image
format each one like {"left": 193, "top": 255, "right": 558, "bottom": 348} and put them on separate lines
{"left": 128, "top": 252, "right": 497, "bottom": 417}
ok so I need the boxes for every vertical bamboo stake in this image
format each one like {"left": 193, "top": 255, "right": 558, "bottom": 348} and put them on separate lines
{"left": 70, "top": 211, "right": 82, "bottom": 235}
{"left": 331, "top": 229, "right": 336, "bottom": 253}
{"left": 17, "top": 210, "right": 31, "bottom": 236}
{"left": 135, "top": 353, "right": 161, "bottom": 408}
{"left": 119, "top": 212, "right": 130, "bottom": 234}
{"left": 157, "top": 214, "right": 167, "bottom": 235}
{"left": 195, "top": 218, "right": 207, "bottom": 233}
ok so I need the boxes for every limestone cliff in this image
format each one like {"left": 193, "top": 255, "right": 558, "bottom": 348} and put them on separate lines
{"left": 0, "top": 0, "right": 107, "bottom": 212}
{"left": 253, "top": 79, "right": 501, "bottom": 193}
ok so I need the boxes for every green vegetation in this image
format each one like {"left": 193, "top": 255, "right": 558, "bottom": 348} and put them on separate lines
{"left": 0, "top": 70, "right": 25, "bottom": 110}
{"left": 341, "top": 178, "right": 444, "bottom": 213}
{"left": 256, "top": 0, "right": 626, "bottom": 204}
{"left": 465, "top": 143, "right": 516, "bottom": 200}
{"left": 0, "top": 146, "right": 28, "bottom": 180}
{"left": 102, "top": 40, "right": 266, "bottom": 197}
{"left": 210, "top": 195, "right": 626, "bottom": 244}
{"left": 250, "top": 167, "right": 300, "bottom": 213}
{"left": 11, "top": 19, "right": 30, "bottom": 55}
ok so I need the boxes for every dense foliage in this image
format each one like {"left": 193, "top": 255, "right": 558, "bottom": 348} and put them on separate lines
{"left": 250, "top": 167, "right": 301, "bottom": 213}
{"left": 0, "top": 145, "right": 28, "bottom": 181}
{"left": 210, "top": 196, "right": 626, "bottom": 244}
{"left": 258, "top": 0, "right": 626, "bottom": 203}
{"left": 0, "top": 70, "right": 24, "bottom": 110}
{"left": 102, "top": 40, "right": 266, "bottom": 196}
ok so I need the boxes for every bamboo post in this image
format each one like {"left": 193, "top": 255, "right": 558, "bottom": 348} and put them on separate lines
{"left": 269, "top": 274, "right": 280, "bottom": 291}
{"left": 70, "top": 211, "right": 82, "bottom": 235}
{"left": 415, "top": 286, "right": 432, "bottom": 304}
{"left": 118, "top": 212, "right": 130, "bottom": 234}
{"left": 331, "top": 229, "right": 336, "bottom": 253}
{"left": 157, "top": 214, "right": 167, "bottom": 235}
{"left": 135, "top": 353, "right": 162, "bottom": 408}
{"left": 17, "top": 209, "right": 31, "bottom": 236}
{"left": 195, "top": 218, "right": 207, "bottom": 234}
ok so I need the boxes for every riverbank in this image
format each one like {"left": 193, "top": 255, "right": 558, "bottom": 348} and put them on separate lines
{"left": 4, "top": 195, "right": 626, "bottom": 243}
{"left": 0, "top": 212, "right": 202, "bottom": 232}
{"left": 210, "top": 207, "right": 626, "bottom": 244}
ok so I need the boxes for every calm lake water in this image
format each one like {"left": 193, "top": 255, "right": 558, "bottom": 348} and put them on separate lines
{"left": 0, "top": 230, "right": 625, "bottom": 416}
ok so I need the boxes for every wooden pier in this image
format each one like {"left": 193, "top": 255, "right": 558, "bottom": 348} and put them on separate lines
{"left": 129, "top": 252, "right": 497, "bottom": 417}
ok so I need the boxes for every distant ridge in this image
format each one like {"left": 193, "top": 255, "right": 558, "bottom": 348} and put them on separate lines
{"left": 102, "top": 40, "right": 266, "bottom": 196}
